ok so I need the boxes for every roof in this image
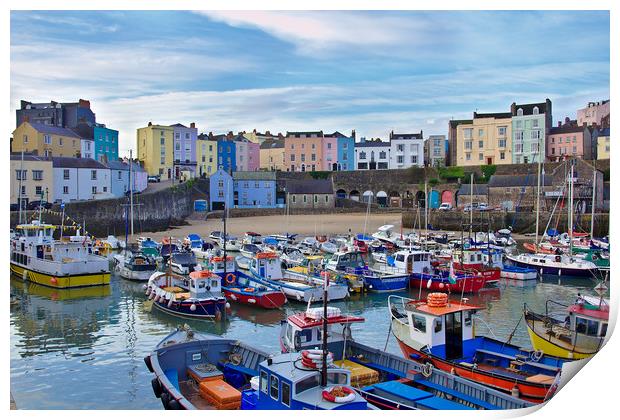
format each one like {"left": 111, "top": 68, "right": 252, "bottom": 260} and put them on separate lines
{"left": 22, "top": 122, "right": 81, "bottom": 138}
{"left": 488, "top": 174, "right": 553, "bottom": 188}
{"left": 449, "top": 119, "right": 473, "bottom": 128}
{"left": 473, "top": 112, "right": 512, "bottom": 119}
{"left": 597, "top": 128, "right": 610, "bottom": 136}
{"left": 326, "top": 131, "right": 348, "bottom": 138}
{"left": 390, "top": 132, "right": 423, "bottom": 140}
{"left": 548, "top": 125, "right": 585, "bottom": 135}
{"left": 406, "top": 300, "right": 482, "bottom": 317}
{"left": 512, "top": 101, "right": 549, "bottom": 116}
{"left": 52, "top": 157, "right": 108, "bottom": 169}
{"left": 287, "top": 312, "right": 365, "bottom": 329}
{"left": 10, "top": 153, "right": 52, "bottom": 162}
{"left": 260, "top": 139, "right": 285, "bottom": 149}
{"left": 457, "top": 184, "right": 488, "bottom": 195}
{"left": 169, "top": 123, "right": 187, "bottom": 128}
{"left": 286, "top": 179, "right": 333, "bottom": 194}
{"left": 286, "top": 131, "right": 323, "bottom": 137}
{"left": 106, "top": 161, "right": 146, "bottom": 172}
{"left": 233, "top": 171, "right": 276, "bottom": 181}
{"left": 355, "top": 140, "right": 390, "bottom": 148}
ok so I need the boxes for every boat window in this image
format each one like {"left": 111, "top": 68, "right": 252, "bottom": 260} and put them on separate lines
{"left": 434, "top": 318, "right": 443, "bottom": 333}
{"left": 586, "top": 319, "right": 599, "bottom": 336}
{"left": 413, "top": 254, "right": 422, "bottom": 262}
{"left": 281, "top": 382, "right": 291, "bottom": 407}
{"left": 300, "top": 329, "right": 312, "bottom": 343}
{"left": 464, "top": 311, "right": 472, "bottom": 327}
{"left": 270, "top": 375, "right": 279, "bottom": 400}
{"left": 212, "top": 280, "right": 218, "bottom": 288}
{"left": 413, "top": 314, "right": 426, "bottom": 333}
{"left": 295, "top": 374, "right": 319, "bottom": 395}
{"left": 575, "top": 317, "right": 588, "bottom": 334}
{"left": 327, "top": 372, "right": 348, "bottom": 385}
{"left": 316, "top": 329, "right": 322, "bottom": 341}
{"left": 601, "top": 323, "right": 608, "bottom": 337}
{"left": 260, "top": 370, "right": 268, "bottom": 394}
{"left": 396, "top": 254, "right": 405, "bottom": 262}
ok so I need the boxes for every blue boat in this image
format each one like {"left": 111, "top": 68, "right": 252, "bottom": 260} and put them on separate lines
{"left": 145, "top": 328, "right": 370, "bottom": 410}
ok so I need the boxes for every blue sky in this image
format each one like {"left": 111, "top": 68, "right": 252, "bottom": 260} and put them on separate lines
{"left": 10, "top": 10, "right": 609, "bottom": 156}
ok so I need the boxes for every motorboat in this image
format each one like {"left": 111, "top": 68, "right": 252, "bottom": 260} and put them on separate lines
{"left": 218, "top": 235, "right": 241, "bottom": 252}
{"left": 242, "top": 232, "right": 262, "bottom": 245}
{"left": 240, "top": 243, "right": 262, "bottom": 259}
{"left": 114, "top": 250, "right": 157, "bottom": 281}
{"left": 505, "top": 253, "right": 598, "bottom": 277}
{"left": 167, "top": 251, "right": 199, "bottom": 275}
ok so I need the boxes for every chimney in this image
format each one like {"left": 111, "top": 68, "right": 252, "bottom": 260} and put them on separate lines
{"left": 79, "top": 99, "right": 91, "bottom": 109}
{"left": 565, "top": 117, "right": 571, "bottom": 124}
{"left": 190, "top": 122, "right": 195, "bottom": 129}
{"left": 558, "top": 121, "right": 562, "bottom": 127}
{"left": 148, "top": 121, "right": 152, "bottom": 127}
{"left": 266, "top": 130, "right": 271, "bottom": 136}
{"left": 351, "top": 129, "right": 356, "bottom": 139}
{"left": 208, "top": 131, "right": 214, "bottom": 140}
{"left": 253, "top": 128, "right": 257, "bottom": 133}
{"left": 510, "top": 102, "right": 516, "bottom": 115}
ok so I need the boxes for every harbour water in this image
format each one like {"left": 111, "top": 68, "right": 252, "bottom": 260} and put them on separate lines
{"left": 9, "top": 255, "right": 604, "bottom": 409}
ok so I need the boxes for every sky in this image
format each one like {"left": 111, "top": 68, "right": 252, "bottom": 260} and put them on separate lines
{"left": 10, "top": 10, "right": 610, "bottom": 157}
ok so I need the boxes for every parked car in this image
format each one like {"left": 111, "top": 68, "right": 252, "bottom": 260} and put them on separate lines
{"left": 478, "top": 203, "right": 490, "bottom": 211}
{"left": 27, "top": 200, "right": 52, "bottom": 210}
{"left": 463, "top": 202, "right": 479, "bottom": 212}
{"left": 438, "top": 202, "right": 453, "bottom": 211}
{"left": 147, "top": 175, "right": 161, "bottom": 183}
{"left": 124, "top": 189, "right": 142, "bottom": 197}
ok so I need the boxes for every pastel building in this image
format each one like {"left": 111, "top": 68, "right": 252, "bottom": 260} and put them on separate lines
{"left": 81, "top": 138, "right": 95, "bottom": 159}
{"left": 389, "top": 131, "right": 425, "bottom": 169}
{"left": 136, "top": 123, "right": 174, "bottom": 180}
{"left": 335, "top": 131, "right": 355, "bottom": 171}
{"left": 593, "top": 127, "right": 610, "bottom": 160}
{"left": 171, "top": 123, "right": 198, "bottom": 178}
{"left": 217, "top": 137, "right": 237, "bottom": 173}
{"left": 322, "top": 133, "right": 339, "bottom": 171}
{"left": 16, "top": 99, "right": 96, "bottom": 129}
{"left": 232, "top": 172, "right": 277, "bottom": 208}
{"left": 510, "top": 100, "right": 552, "bottom": 164}
{"left": 234, "top": 136, "right": 260, "bottom": 172}
{"left": 93, "top": 124, "right": 119, "bottom": 162}
{"left": 285, "top": 131, "right": 324, "bottom": 172}
{"left": 455, "top": 112, "right": 512, "bottom": 167}
{"left": 355, "top": 138, "right": 391, "bottom": 170}
{"left": 546, "top": 118, "right": 592, "bottom": 161}
{"left": 11, "top": 154, "right": 54, "bottom": 208}
{"left": 196, "top": 134, "right": 218, "bottom": 176}
{"left": 52, "top": 157, "right": 112, "bottom": 202}
{"left": 259, "top": 138, "right": 285, "bottom": 171}
{"left": 424, "top": 135, "right": 447, "bottom": 167}
{"left": 106, "top": 160, "right": 147, "bottom": 197}
{"left": 243, "top": 129, "right": 284, "bottom": 145}
{"left": 12, "top": 122, "right": 82, "bottom": 158}
{"left": 447, "top": 119, "right": 472, "bottom": 167}
{"left": 209, "top": 168, "right": 234, "bottom": 210}
{"left": 577, "top": 100, "right": 610, "bottom": 126}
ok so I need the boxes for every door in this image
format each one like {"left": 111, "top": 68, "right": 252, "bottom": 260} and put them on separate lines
{"left": 444, "top": 312, "right": 463, "bottom": 360}
{"left": 486, "top": 157, "right": 493, "bottom": 165}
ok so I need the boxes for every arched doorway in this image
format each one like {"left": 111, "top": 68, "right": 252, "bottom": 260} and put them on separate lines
{"left": 429, "top": 190, "right": 440, "bottom": 209}
{"left": 350, "top": 190, "right": 360, "bottom": 201}
{"left": 415, "top": 190, "right": 426, "bottom": 208}
{"left": 332, "top": 163, "right": 338, "bottom": 171}
{"left": 441, "top": 190, "right": 454, "bottom": 206}
{"left": 336, "top": 189, "right": 347, "bottom": 199}
{"left": 301, "top": 164, "right": 306, "bottom": 172}
{"left": 362, "top": 190, "right": 374, "bottom": 203}
{"left": 376, "top": 191, "right": 388, "bottom": 207}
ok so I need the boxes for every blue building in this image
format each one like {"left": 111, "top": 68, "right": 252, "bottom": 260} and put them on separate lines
{"left": 93, "top": 124, "right": 119, "bottom": 162}
{"left": 333, "top": 130, "right": 355, "bottom": 171}
{"left": 217, "top": 138, "right": 237, "bottom": 173}
{"left": 209, "top": 168, "right": 234, "bottom": 211}
{"left": 233, "top": 172, "right": 277, "bottom": 208}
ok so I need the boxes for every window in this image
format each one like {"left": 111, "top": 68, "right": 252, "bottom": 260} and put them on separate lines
{"left": 118, "top": 170, "right": 122, "bottom": 180}
{"left": 465, "top": 153, "right": 471, "bottom": 161}
{"left": 175, "top": 142, "right": 180, "bottom": 151}
{"left": 32, "top": 170, "right": 43, "bottom": 180}
{"left": 103, "top": 186, "right": 107, "bottom": 192}
{"left": 478, "top": 129, "right": 484, "bottom": 137}
{"left": 327, "top": 143, "right": 332, "bottom": 149}
{"left": 160, "top": 138, "right": 165, "bottom": 145}
{"left": 551, "top": 148, "right": 555, "bottom": 154}
{"left": 479, "top": 153, "right": 483, "bottom": 160}
{"left": 515, "top": 131, "right": 524, "bottom": 141}
{"left": 500, "top": 152, "right": 505, "bottom": 160}
{"left": 185, "top": 133, "right": 190, "bottom": 139}
{"left": 281, "top": 382, "right": 291, "bottom": 407}
{"left": 59, "top": 137, "right": 63, "bottom": 146}
{"left": 478, "top": 140, "right": 484, "bottom": 148}
{"left": 498, "top": 126, "right": 507, "bottom": 136}
{"left": 325, "top": 195, "right": 329, "bottom": 202}
{"left": 573, "top": 146, "right": 577, "bottom": 154}
{"left": 573, "top": 136, "right": 577, "bottom": 143}
{"left": 301, "top": 154, "right": 305, "bottom": 162}
{"left": 516, "top": 120, "right": 522, "bottom": 129}
{"left": 397, "top": 155, "right": 404, "bottom": 164}
{"left": 343, "top": 143, "right": 348, "bottom": 149}
{"left": 270, "top": 375, "right": 279, "bottom": 400}
{"left": 92, "top": 186, "right": 97, "bottom": 194}
{"left": 295, "top": 374, "right": 319, "bottom": 395}
{"left": 531, "top": 130, "right": 540, "bottom": 139}
{"left": 260, "top": 371, "right": 268, "bottom": 394}
{"left": 533, "top": 106, "right": 539, "bottom": 115}
{"left": 292, "top": 195, "right": 296, "bottom": 203}
{"left": 517, "top": 108, "right": 523, "bottom": 116}
{"left": 463, "top": 128, "right": 473, "bottom": 139}
{"left": 21, "top": 185, "right": 26, "bottom": 195}
{"left": 464, "top": 141, "right": 472, "bottom": 150}
{"left": 63, "top": 186, "right": 69, "bottom": 194}
{"left": 434, "top": 318, "right": 443, "bottom": 333}
{"left": 359, "top": 151, "right": 366, "bottom": 160}
{"left": 397, "top": 144, "right": 404, "bottom": 152}
{"left": 411, "top": 155, "right": 418, "bottom": 164}
{"left": 44, "top": 134, "right": 51, "bottom": 144}
{"left": 498, "top": 138, "right": 506, "bottom": 148}
{"left": 15, "top": 170, "right": 27, "bottom": 180}
{"left": 311, "top": 154, "right": 316, "bottom": 161}
{"left": 311, "top": 143, "right": 315, "bottom": 149}
{"left": 63, "top": 169, "right": 70, "bottom": 180}
{"left": 532, "top": 119, "right": 539, "bottom": 128}
{"left": 91, "top": 170, "right": 97, "bottom": 180}
{"left": 23, "top": 134, "right": 28, "bottom": 144}
{"left": 412, "top": 314, "right": 426, "bottom": 333}
{"left": 464, "top": 311, "right": 473, "bottom": 326}
{"left": 35, "top": 186, "right": 42, "bottom": 195}
{"left": 303, "top": 195, "right": 307, "bottom": 203}
{"left": 531, "top": 143, "right": 539, "bottom": 152}
{"left": 379, "top": 151, "right": 386, "bottom": 159}
{"left": 343, "top": 152, "right": 348, "bottom": 160}
{"left": 515, "top": 143, "right": 523, "bottom": 153}
{"left": 314, "top": 195, "right": 318, "bottom": 203}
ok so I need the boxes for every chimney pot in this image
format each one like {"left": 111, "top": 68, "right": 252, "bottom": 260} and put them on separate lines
{"left": 190, "top": 122, "right": 195, "bottom": 128}
{"left": 148, "top": 121, "right": 152, "bottom": 126}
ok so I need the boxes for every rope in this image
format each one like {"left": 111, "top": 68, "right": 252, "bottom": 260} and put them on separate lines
{"left": 383, "top": 317, "right": 393, "bottom": 352}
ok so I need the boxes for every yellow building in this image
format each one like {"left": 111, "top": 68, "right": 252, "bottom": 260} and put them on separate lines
{"left": 11, "top": 154, "right": 54, "bottom": 207}
{"left": 196, "top": 137, "right": 218, "bottom": 176}
{"left": 259, "top": 138, "right": 285, "bottom": 171}
{"left": 136, "top": 123, "right": 174, "bottom": 179}
{"left": 455, "top": 112, "right": 513, "bottom": 167}
{"left": 12, "top": 122, "right": 81, "bottom": 158}
{"left": 597, "top": 133, "right": 610, "bottom": 160}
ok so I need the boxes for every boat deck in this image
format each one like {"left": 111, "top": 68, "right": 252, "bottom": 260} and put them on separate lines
{"left": 179, "top": 380, "right": 216, "bottom": 410}
{"left": 529, "top": 319, "right": 594, "bottom": 355}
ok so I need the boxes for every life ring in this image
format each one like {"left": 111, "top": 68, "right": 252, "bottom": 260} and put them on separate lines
{"left": 422, "top": 362, "right": 434, "bottom": 378}
{"left": 427, "top": 292, "right": 448, "bottom": 307}
{"left": 230, "top": 353, "right": 242, "bottom": 366}
{"left": 531, "top": 349, "right": 544, "bottom": 362}
{"left": 225, "top": 273, "right": 237, "bottom": 285}
{"left": 244, "top": 287, "right": 255, "bottom": 293}
{"left": 322, "top": 386, "right": 355, "bottom": 404}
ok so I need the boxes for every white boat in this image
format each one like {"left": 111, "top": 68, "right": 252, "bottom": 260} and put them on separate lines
{"left": 240, "top": 243, "right": 262, "bottom": 259}
{"left": 280, "top": 246, "right": 305, "bottom": 268}
{"left": 505, "top": 253, "right": 598, "bottom": 277}
{"left": 320, "top": 240, "right": 339, "bottom": 254}
{"left": 192, "top": 241, "right": 216, "bottom": 260}
{"left": 167, "top": 252, "right": 200, "bottom": 275}
{"left": 218, "top": 236, "right": 241, "bottom": 252}
{"left": 371, "top": 224, "right": 400, "bottom": 245}
{"left": 102, "top": 235, "right": 123, "bottom": 249}
{"left": 235, "top": 255, "right": 250, "bottom": 270}
{"left": 501, "top": 265, "right": 538, "bottom": 280}
{"left": 114, "top": 250, "right": 157, "bottom": 281}
{"left": 10, "top": 221, "right": 110, "bottom": 288}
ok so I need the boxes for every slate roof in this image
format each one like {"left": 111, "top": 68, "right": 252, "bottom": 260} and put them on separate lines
{"left": 106, "top": 161, "right": 146, "bottom": 172}
{"left": 457, "top": 184, "right": 488, "bottom": 195}
{"left": 488, "top": 174, "right": 553, "bottom": 188}
{"left": 10, "top": 153, "right": 52, "bottom": 162}
{"left": 512, "top": 101, "right": 549, "bottom": 116}
{"left": 286, "top": 131, "right": 323, "bottom": 137}
{"left": 548, "top": 126, "right": 585, "bottom": 135}
{"left": 260, "top": 139, "right": 285, "bottom": 149}
{"left": 233, "top": 171, "right": 276, "bottom": 181}
{"left": 52, "top": 157, "right": 108, "bottom": 169}
{"left": 473, "top": 112, "right": 512, "bottom": 119}
{"left": 25, "top": 122, "right": 81, "bottom": 138}
{"left": 390, "top": 132, "right": 423, "bottom": 140}
{"left": 355, "top": 140, "right": 390, "bottom": 148}
{"left": 285, "top": 179, "right": 333, "bottom": 194}
{"left": 449, "top": 119, "right": 473, "bottom": 128}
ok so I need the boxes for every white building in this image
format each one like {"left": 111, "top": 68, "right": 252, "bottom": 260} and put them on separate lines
{"left": 81, "top": 139, "right": 95, "bottom": 159}
{"left": 388, "top": 131, "right": 425, "bottom": 169}
{"left": 106, "top": 160, "right": 148, "bottom": 197}
{"left": 52, "top": 157, "right": 112, "bottom": 203}
{"left": 355, "top": 138, "right": 391, "bottom": 170}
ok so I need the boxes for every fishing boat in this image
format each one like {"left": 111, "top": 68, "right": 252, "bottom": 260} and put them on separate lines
{"left": 235, "top": 255, "right": 250, "bottom": 270}
{"left": 114, "top": 250, "right": 157, "bottom": 281}
{"left": 160, "top": 240, "right": 180, "bottom": 263}
{"left": 242, "top": 232, "right": 262, "bottom": 245}
{"left": 192, "top": 241, "right": 215, "bottom": 260}
{"left": 138, "top": 236, "right": 159, "bottom": 248}
{"left": 279, "top": 307, "right": 532, "bottom": 410}
{"left": 505, "top": 253, "right": 598, "bottom": 277}
{"left": 524, "top": 290, "right": 609, "bottom": 359}
{"left": 218, "top": 235, "right": 241, "bottom": 252}
{"left": 146, "top": 270, "right": 227, "bottom": 320}
{"left": 371, "top": 225, "right": 400, "bottom": 246}
{"left": 280, "top": 246, "right": 306, "bottom": 268}
{"left": 182, "top": 234, "right": 204, "bottom": 252}
{"left": 320, "top": 240, "right": 339, "bottom": 254}
{"left": 167, "top": 251, "right": 199, "bottom": 275}
{"left": 249, "top": 252, "right": 349, "bottom": 302}
{"left": 500, "top": 265, "right": 538, "bottom": 281}
{"left": 388, "top": 294, "right": 565, "bottom": 403}
{"left": 209, "top": 231, "right": 223, "bottom": 241}
{"left": 144, "top": 327, "right": 370, "bottom": 410}
{"left": 10, "top": 221, "right": 110, "bottom": 288}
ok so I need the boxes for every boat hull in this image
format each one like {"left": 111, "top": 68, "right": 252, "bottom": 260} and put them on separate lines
{"left": 506, "top": 256, "right": 596, "bottom": 277}
{"left": 525, "top": 323, "right": 594, "bottom": 360}
{"left": 151, "top": 298, "right": 227, "bottom": 319}
{"left": 10, "top": 262, "right": 110, "bottom": 288}
{"left": 119, "top": 266, "right": 154, "bottom": 281}
{"left": 501, "top": 267, "right": 537, "bottom": 281}
{"left": 223, "top": 288, "right": 286, "bottom": 309}
{"left": 410, "top": 273, "right": 488, "bottom": 293}
{"left": 363, "top": 274, "right": 409, "bottom": 293}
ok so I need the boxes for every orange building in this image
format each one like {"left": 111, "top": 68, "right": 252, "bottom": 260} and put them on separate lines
{"left": 284, "top": 131, "right": 324, "bottom": 172}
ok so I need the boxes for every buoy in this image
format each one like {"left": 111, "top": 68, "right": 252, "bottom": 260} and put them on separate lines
{"left": 50, "top": 277, "right": 58, "bottom": 285}
{"left": 248, "top": 298, "right": 256, "bottom": 304}
{"left": 190, "top": 304, "right": 197, "bottom": 311}
{"left": 511, "top": 386, "right": 520, "bottom": 398}
{"left": 426, "top": 279, "right": 432, "bottom": 289}
{"left": 22, "top": 270, "right": 28, "bottom": 281}
{"left": 225, "top": 302, "right": 231, "bottom": 309}
{"left": 439, "top": 282, "right": 444, "bottom": 289}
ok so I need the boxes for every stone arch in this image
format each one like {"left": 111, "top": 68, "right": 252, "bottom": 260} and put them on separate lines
{"left": 376, "top": 190, "right": 388, "bottom": 207}
{"left": 336, "top": 189, "right": 347, "bottom": 199}
{"left": 441, "top": 190, "right": 454, "bottom": 206}
{"left": 362, "top": 190, "right": 374, "bottom": 203}
{"left": 389, "top": 190, "right": 401, "bottom": 198}
{"left": 349, "top": 190, "right": 360, "bottom": 201}
{"left": 415, "top": 190, "right": 426, "bottom": 208}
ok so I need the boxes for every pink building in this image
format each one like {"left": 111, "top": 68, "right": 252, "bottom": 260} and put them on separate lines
{"left": 234, "top": 136, "right": 259, "bottom": 171}
{"left": 546, "top": 118, "right": 593, "bottom": 162}
{"left": 284, "top": 131, "right": 324, "bottom": 172}
{"left": 577, "top": 100, "right": 610, "bottom": 126}
{"left": 322, "top": 133, "right": 339, "bottom": 171}
{"left": 247, "top": 141, "right": 260, "bottom": 171}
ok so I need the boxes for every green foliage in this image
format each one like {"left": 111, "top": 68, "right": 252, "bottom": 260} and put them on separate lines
{"left": 309, "top": 171, "right": 330, "bottom": 179}
{"left": 480, "top": 164, "right": 497, "bottom": 180}
{"left": 438, "top": 166, "right": 464, "bottom": 181}
{"left": 428, "top": 178, "right": 439, "bottom": 187}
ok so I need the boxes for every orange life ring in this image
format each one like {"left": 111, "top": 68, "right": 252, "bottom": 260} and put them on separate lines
{"left": 225, "top": 273, "right": 237, "bottom": 285}
{"left": 244, "top": 287, "right": 255, "bottom": 293}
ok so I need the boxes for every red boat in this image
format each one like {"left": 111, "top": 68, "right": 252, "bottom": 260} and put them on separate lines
{"left": 409, "top": 270, "right": 490, "bottom": 293}
{"left": 353, "top": 238, "right": 368, "bottom": 253}
{"left": 221, "top": 271, "right": 287, "bottom": 309}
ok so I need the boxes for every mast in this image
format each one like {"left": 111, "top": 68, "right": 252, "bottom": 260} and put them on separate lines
{"left": 130, "top": 149, "right": 134, "bottom": 237}
{"left": 17, "top": 150, "right": 24, "bottom": 225}
{"left": 569, "top": 160, "right": 574, "bottom": 258}
{"left": 424, "top": 181, "right": 428, "bottom": 249}
{"left": 222, "top": 203, "right": 227, "bottom": 279}
{"left": 320, "top": 270, "right": 329, "bottom": 387}
{"left": 590, "top": 164, "right": 596, "bottom": 239}
{"left": 535, "top": 149, "right": 542, "bottom": 248}
{"left": 469, "top": 173, "right": 473, "bottom": 238}
{"left": 363, "top": 193, "right": 371, "bottom": 237}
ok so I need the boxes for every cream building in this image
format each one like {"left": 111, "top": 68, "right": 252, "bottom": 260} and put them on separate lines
{"left": 196, "top": 135, "right": 218, "bottom": 176}
{"left": 11, "top": 154, "right": 54, "bottom": 208}
{"left": 136, "top": 123, "right": 174, "bottom": 179}
{"left": 259, "top": 138, "right": 285, "bottom": 171}
{"left": 455, "top": 112, "right": 512, "bottom": 167}
{"left": 12, "top": 121, "right": 82, "bottom": 158}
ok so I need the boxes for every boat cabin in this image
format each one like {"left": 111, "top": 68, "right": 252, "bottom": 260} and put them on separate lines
{"left": 243, "top": 232, "right": 262, "bottom": 244}
{"left": 281, "top": 307, "right": 364, "bottom": 356}
{"left": 184, "top": 234, "right": 203, "bottom": 250}
{"left": 249, "top": 252, "right": 284, "bottom": 280}
{"left": 386, "top": 250, "right": 432, "bottom": 274}
{"left": 325, "top": 250, "right": 367, "bottom": 272}
{"left": 567, "top": 296, "right": 609, "bottom": 346}
{"left": 208, "top": 255, "right": 235, "bottom": 274}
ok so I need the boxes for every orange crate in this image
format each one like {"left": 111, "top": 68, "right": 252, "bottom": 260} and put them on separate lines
{"left": 199, "top": 379, "right": 242, "bottom": 405}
